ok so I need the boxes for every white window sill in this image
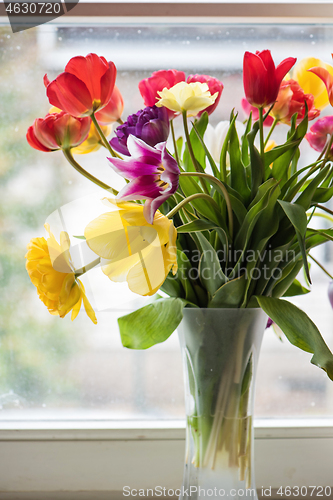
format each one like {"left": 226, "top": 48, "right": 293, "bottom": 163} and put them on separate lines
{"left": 0, "top": 419, "right": 332, "bottom": 496}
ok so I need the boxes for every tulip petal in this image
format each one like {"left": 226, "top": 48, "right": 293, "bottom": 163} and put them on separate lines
{"left": 275, "top": 57, "right": 297, "bottom": 85}
{"left": 308, "top": 66, "right": 333, "bottom": 107}
{"left": 47, "top": 72, "right": 93, "bottom": 117}
{"left": 26, "top": 125, "right": 53, "bottom": 152}
{"left": 65, "top": 53, "right": 109, "bottom": 102}
{"left": 243, "top": 51, "right": 269, "bottom": 106}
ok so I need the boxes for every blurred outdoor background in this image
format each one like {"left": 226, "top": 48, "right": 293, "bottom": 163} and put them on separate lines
{"left": 0, "top": 21, "right": 333, "bottom": 421}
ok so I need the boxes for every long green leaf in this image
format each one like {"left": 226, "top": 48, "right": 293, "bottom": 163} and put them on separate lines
{"left": 278, "top": 200, "right": 310, "bottom": 282}
{"left": 209, "top": 275, "right": 246, "bottom": 308}
{"left": 177, "top": 220, "right": 218, "bottom": 233}
{"left": 118, "top": 298, "right": 185, "bottom": 349}
{"left": 257, "top": 296, "right": 333, "bottom": 381}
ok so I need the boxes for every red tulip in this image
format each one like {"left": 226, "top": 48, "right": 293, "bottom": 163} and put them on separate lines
{"left": 243, "top": 50, "right": 297, "bottom": 108}
{"left": 270, "top": 79, "right": 320, "bottom": 125}
{"left": 44, "top": 53, "right": 117, "bottom": 118}
{"left": 94, "top": 85, "right": 124, "bottom": 125}
{"left": 186, "top": 74, "right": 223, "bottom": 116}
{"left": 27, "top": 112, "right": 91, "bottom": 152}
{"left": 138, "top": 69, "right": 186, "bottom": 117}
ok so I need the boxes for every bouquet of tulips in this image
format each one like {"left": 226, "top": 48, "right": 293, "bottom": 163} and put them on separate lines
{"left": 26, "top": 51, "right": 333, "bottom": 381}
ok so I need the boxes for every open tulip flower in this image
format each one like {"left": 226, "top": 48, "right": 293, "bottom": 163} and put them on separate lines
{"left": 26, "top": 224, "right": 97, "bottom": 323}
{"left": 270, "top": 79, "right": 320, "bottom": 125}
{"left": 27, "top": 111, "right": 91, "bottom": 152}
{"left": 108, "top": 135, "right": 179, "bottom": 224}
{"left": 292, "top": 57, "right": 333, "bottom": 110}
{"left": 84, "top": 199, "right": 178, "bottom": 296}
{"left": 156, "top": 81, "right": 218, "bottom": 117}
{"left": 110, "top": 105, "right": 169, "bottom": 156}
{"left": 44, "top": 53, "right": 117, "bottom": 118}
{"left": 243, "top": 50, "right": 297, "bottom": 108}
{"left": 139, "top": 69, "right": 223, "bottom": 118}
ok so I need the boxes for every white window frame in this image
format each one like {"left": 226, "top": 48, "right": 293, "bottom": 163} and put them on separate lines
{"left": 1, "top": 2, "right": 333, "bottom": 497}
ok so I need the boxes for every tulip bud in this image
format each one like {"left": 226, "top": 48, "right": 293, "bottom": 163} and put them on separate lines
{"left": 27, "top": 112, "right": 91, "bottom": 152}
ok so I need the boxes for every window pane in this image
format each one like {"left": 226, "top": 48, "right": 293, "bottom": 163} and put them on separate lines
{"left": 0, "top": 22, "right": 332, "bottom": 421}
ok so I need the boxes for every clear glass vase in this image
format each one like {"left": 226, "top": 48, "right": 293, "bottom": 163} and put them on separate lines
{"left": 178, "top": 308, "right": 267, "bottom": 500}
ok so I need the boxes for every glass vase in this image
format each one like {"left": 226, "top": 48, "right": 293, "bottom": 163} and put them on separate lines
{"left": 178, "top": 308, "right": 267, "bottom": 500}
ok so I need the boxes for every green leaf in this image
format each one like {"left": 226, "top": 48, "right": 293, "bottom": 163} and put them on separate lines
{"left": 296, "top": 164, "right": 330, "bottom": 210}
{"left": 73, "top": 235, "right": 86, "bottom": 240}
{"left": 176, "top": 250, "right": 198, "bottom": 304}
{"left": 118, "top": 298, "right": 185, "bottom": 349}
{"left": 177, "top": 220, "right": 218, "bottom": 233}
{"left": 229, "top": 115, "right": 251, "bottom": 201}
{"left": 183, "top": 112, "right": 208, "bottom": 172}
{"left": 248, "top": 133, "right": 264, "bottom": 199}
{"left": 220, "top": 112, "right": 237, "bottom": 181}
{"left": 209, "top": 275, "right": 246, "bottom": 308}
{"left": 176, "top": 136, "right": 183, "bottom": 163}
{"left": 178, "top": 176, "right": 224, "bottom": 227}
{"left": 278, "top": 200, "right": 310, "bottom": 282}
{"left": 256, "top": 296, "right": 333, "bottom": 381}
{"left": 282, "top": 279, "right": 310, "bottom": 297}
{"left": 196, "top": 232, "right": 226, "bottom": 295}
{"left": 278, "top": 200, "right": 307, "bottom": 235}
{"left": 160, "top": 274, "right": 183, "bottom": 298}
{"left": 192, "top": 121, "right": 220, "bottom": 179}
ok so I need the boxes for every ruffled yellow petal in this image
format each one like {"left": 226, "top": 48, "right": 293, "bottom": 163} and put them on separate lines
{"left": 84, "top": 201, "right": 178, "bottom": 297}
{"left": 26, "top": 227, "right": 97, "bottom": 323}
{"left": 292, "top": 57, "right": 333, "bottom": 110}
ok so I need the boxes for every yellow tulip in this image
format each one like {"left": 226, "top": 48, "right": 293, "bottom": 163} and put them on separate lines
{"left": 156, "top": 81, "right": 218, "bottom": 117}
{"left": 72, "top": 121, "right": 112, "bottom": 154}
{"left": 25, "top": 224, "right": 97, "bottom": 324}
{"left": 292, "top": 57, "right": 333, "bottom": 110}
{"left": 84, "top": 199, "right": 178, "bottom": 296}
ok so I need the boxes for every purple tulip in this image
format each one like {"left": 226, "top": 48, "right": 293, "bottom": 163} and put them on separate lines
{"left": 110, "top": 105, "right": 170, "bottom": 156}
{"left": 108, "top": 135, "right": 180, "bottom": 224}
{"left": 266, "top": 317, "right": 274, "bottom": 329}
{"left": 328, "top": 282, "right": 333, "bottom": 308}
{"left": 305, "top": 116, "right": 333, "bottom": 155}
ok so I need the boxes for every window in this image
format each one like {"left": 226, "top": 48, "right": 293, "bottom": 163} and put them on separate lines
{"left": 0, "top": 2, "right": 333, "bottom": 496}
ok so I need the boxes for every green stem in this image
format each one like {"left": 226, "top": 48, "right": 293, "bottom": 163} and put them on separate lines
{"left": 166, "top": 193, "right": 219, "bottom": 219}
{"left": 182, "top": 111, "right": 209, "bottom": 195}
{"left": 180, "top": 172, "right": 233, "bottom": 240}
{"left": 309, "top": 253, "right": 333, "bottom": 280}
{"left": 170, "top": 119, "right": 180, "bottom": 166}
{"left": 264, "top": 117, "right": 278, "bottom": 147}
{"left": 258, "top": 106, "right": 265, "bottom": 162}
{"left": 117, "top": 118, "right": 124, "bottom": 125}
{"left": 63, "top": 149, "right": 118, "bottom": 195}
{"left": 315, "top": 204, "right": 333, "bottom": 217}
{"left": 322, "top": 133, "right": 333, "bottom": 167}
{"left": 75, "top": 257, "right": 101, "bottom": 277}
{"left": 91, "top": 113, "right": 119, "bottom": 158}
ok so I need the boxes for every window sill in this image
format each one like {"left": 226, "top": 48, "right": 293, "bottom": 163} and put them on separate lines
{"left": 0, "top": 419, "right": 332, "bottom": 495}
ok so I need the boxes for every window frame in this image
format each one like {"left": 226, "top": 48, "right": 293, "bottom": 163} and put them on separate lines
{"left": 1, "top": 2, "right": 333, "bottom": 496}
